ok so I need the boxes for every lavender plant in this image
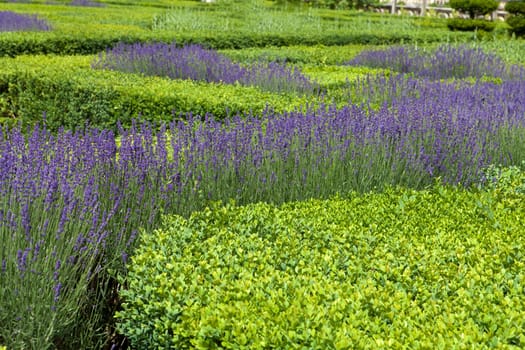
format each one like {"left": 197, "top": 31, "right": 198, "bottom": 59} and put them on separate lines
{"left": 92, "top": 42, "right": 317, "bottom": 95}
{"left": 69, "top": 0, "right": 106, "bottom": 7}
{"left": 157, "top": 76, "right": 525, "bottom": 207}
{"left": 0, "top": 11, "right": 51, "bottom": 32}
{"left": 346, "top": 44, "right": 525, "bottom": 81}
{"left": 0, "top": 125, "right": 163, "bottom": 349}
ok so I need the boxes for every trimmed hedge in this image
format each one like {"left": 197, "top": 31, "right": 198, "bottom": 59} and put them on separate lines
{"left": 221, "top": 44, "right": 373, "bottom": 65}
{"left": 0, "top": 31, "right": 137, "bottom": 57}
{"left": 447, "top": 18, "right": 496, "bottom": 32}
{"left": 0, "top": 30, "right": 475, "bottom": 57}
{"left": 0, "top": 55, "right": 309, "bottom": 130}
{"left": 116, "top": 185, "right": 525, "bottom": 349}
{"left": 301, "top": 64, "right": 388, "bottom": 89}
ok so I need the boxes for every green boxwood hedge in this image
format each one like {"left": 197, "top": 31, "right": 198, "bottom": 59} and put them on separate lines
{"left": 0, "top": 30, "right": 473, "bottom": 57}
{"left": 221, "top": 44, "right": 373, "bottom": 65}
{"left": 116, "top": 185, "right": 525, "bottom": 349}
{"left": 0, "top": 55, "right": 309, "bottom": 130}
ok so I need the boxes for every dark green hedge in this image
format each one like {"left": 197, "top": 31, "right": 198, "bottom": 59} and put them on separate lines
{"left": 0, "top": 33, "right": 126, "bottom": 57}
{"left": 505, "top": 1, "right": 525, "bottom": 16}
{"left": 507, "top": 15, "right": 525, "bottom": 36}
{"left": 505, "top": 0, "right": 525, "bottom": 38}
{"left": 447, "top": 18, "right": 496, "bottom": 32}
{"left": 0, "top": 31, "right": 473, "bottom": 57}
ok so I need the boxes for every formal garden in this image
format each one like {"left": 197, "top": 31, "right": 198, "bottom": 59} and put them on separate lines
{"left": 0, "top": 0, "right": 525, "bottom": 348}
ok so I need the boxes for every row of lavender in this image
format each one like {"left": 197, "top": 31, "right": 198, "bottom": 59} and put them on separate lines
{"left": 346, "top": 44, "right": 525, "bottom": 81}
{"left": 1, "top": 1, "right": 107, "bottom": 32}
{"left": 2, "top": 45, "right": 525, "bottom": 348}
{"left": 92, "top": 42, "right": 317, "bottom": 95}
{"left": 92, "top": 42, "right": 525, "bottom": 100}
{"left": 0, "top": 4, "right": 105, "bottom": 32}
{"left": 0, "top": 10, "right": 50, "bottom": 31}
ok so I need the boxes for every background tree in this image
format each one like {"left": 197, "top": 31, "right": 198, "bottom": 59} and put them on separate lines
{"left": 506, "top": 0, "right": 525, "bottom": 36}
{"left": 449, "top": 0, "right": 499, "bottom": 18}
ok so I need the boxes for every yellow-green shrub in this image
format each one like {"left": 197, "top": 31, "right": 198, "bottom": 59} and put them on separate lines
{"left": 116, "top": 185, "right": 525, "bottom": 349}
{"left": 301, "top": 64, "right": 388, "bottom": 89}
{"left": 0, "top": 55, "right": 308, "bottom": 130}
{"left": 221, "top": 44, "right": 374, "bottom": 65}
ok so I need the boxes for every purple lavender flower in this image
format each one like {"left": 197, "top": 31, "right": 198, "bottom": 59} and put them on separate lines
{"left": 346, "top": 44, "right": 525, "bottom": 81}
{"left": 0, "top": 11, "right": 51, "bottom": 32}
{"left": 92, "top": 42, "right": 317, "bottom": 94}
{"left": 69, "top": 0, "right": 105, "bottom": 6}
{"left": 53, "top": 282, "right": 62, "bottom": 303}
{"left": 53, "top": 259, "right": 61, "bottom": 281}
{"left": 21, "top": 202, "right": 31, "bottom": 243}
{"left": 32, "top": 240, "right": 44, "bottom": 262}
{"left": 16, "top": 248, "right": 31, "bottom": 273}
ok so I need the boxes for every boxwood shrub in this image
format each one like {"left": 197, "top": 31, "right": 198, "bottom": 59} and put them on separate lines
{"left": 0, "top": 30, "right": 464, "bottom": 57}
{"left": 0, "top": 55, "right": 309, "bottom": 130}
{"left": 116, "top": 185, "right": 525, "bottom": 349}
{"left": 221, "top": 44, "right": 375, "bottom": 65}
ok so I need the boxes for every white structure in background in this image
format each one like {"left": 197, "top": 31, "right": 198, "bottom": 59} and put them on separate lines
{"left": 401, "top": 0, "right": 447, "bottom": 6}
{"left": 199, "top": 0, "right": 508, "bottom": 20}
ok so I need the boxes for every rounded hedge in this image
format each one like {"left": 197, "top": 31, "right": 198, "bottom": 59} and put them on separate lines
{"left": 116, "top": 186, "right": 525, "bottom": 349}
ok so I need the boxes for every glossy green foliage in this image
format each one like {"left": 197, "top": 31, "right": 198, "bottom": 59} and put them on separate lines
{"left": 0, "top": 55, "right": 308, "bottom": 130}
{"left": 482, "top": 161, "right": 525, "bottom": 195}
{"left": 117, "top": 186, "right": 525, "bottom": 349}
